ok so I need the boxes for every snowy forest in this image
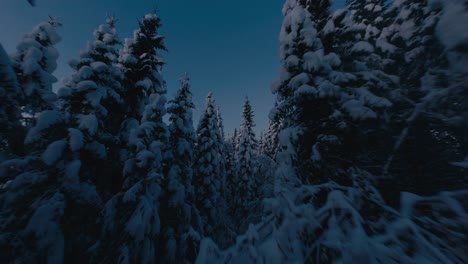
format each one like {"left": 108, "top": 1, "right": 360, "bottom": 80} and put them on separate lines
{"left": 0, "top": 0, "right": 467, "bottom": 263}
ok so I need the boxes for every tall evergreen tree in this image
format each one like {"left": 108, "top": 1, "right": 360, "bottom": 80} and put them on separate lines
{"left": 58, "top": 15, "right": 124, "bottom": 194}
{"left": 193, "top": 93, "right": 226, "bottom": 240}
{"left": 101, "top": 92, "right": 168, "bottom": 263}
{"left": 0, "top": 44, "right": 23, "bottom": 159}
{"left": 118, "top": 13, "right": 167, "bottom": 122}
{"left": 263, "top": 106, "right": 282, "bottom": 160}
{"left": 0, "top": 16, "right": 124, "bottom": 263}
{"left": 11, "top": 17, "right": 61, "bottom": 126}
{"left": 234, "top": 97, "right": 258, "bottom": 221}
{"left": 272, "top": 0, "right": 354, "bottom": 185}
{"left": 197, "top": 1, "right": 468, "bottom": 262}
{"left": 378, "top": 0, "right": 468, "bottom": 197}
{"left": 163, "top": 75, "right": 200, "bottom": 263}
{"left": 98, "top": 12, "right": 169, "bottom": 263}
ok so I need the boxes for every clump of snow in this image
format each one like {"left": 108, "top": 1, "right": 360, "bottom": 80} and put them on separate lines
{"left": 351, "top": 41, "right": 374, "bottom": 53}
{"left": 68, "top": 128, "right": 84, "bottom": 151}
{"left": 42, "top": 140, "right": 67, "bottom": 165}
{"left": 342, "top": 99, "right": 377, "bottom": 120}
{"left": 65, "top": 160, "right": 81, "bottom": 182}
{"left": 25, "top": 110, "right": 65, "bottom": 144}
{"left": 78, "top": 114, "right": 98, "bottom": 135}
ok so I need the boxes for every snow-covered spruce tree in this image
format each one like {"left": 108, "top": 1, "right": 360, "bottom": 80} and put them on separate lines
{"left": 223, "top": 128, "right": 240, "bottom": 243}
{"left": 272, "top": 0, "right": 357, "bottom": 185}
{"left": 193, "top": 93, "right": 227, "bottom": 243}
{"left": 375, "top": 0, "right": 468, "bottom": 197}
{"left": 11, "top": 17, "right": 61, "bottom": 127}
{"left": 234, "top": 97, "right": 259, "bottom": 223}
{"left": 0, "top": 44, "right": 24, "bottom": 159}
{"left": 100, "top": 92, "right": 168, "bottom": 263}
{"left": 162, "top": 75, "right": 200, "bottom": 263}
{"left": 118, "top": 13, "right": 166, "bottom": 122}
{"left": 0, "top": 19, "right": 66, "bottom": 264}
{"left": 95, "top": 13, "right": 170, "bottom": 263}
{"left": 262, "top": 107, "right": 282, "bottom": 160}
{"left": 232, "top": 127, "right": 239, "bottom": 154}
{"left": 300, "top": 0, "right": 399, "bottom": 179}
{"left": 0, "top": 17, "right": 125, "bottom": 263}
{"left": 198, "top": 170, "right": 468, "bottom": 263}
{"left": 58, "top": 15, "right": 125, "bottom": 194}
{"left": 117, "top": 13, "right": 167, "bottom": 177}
{"left": 196, "top": 1, "right": 468, "bottom": 262}
{"left": 223, "top": 132, "right": 237, "bottom": 211}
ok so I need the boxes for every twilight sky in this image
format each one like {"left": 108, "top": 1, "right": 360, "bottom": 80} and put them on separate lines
{"left": 0, "top": 0, "right": 343, "bottom": 135}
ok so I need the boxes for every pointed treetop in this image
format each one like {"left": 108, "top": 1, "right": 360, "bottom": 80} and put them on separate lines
{"left": 48, "top": 15, "right": 62, "bottom": 27}
{"left": 179, "top": 72, "right": 190, "bottom": 87}
{"left": 106, "top": 14, "right": 117, "bottom": 28}
{"left": 206, "top": 92, "right": 214, "bottom": 107}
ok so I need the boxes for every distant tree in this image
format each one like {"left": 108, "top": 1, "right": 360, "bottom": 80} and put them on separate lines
{"left": 193, "top": 93, "right": 226, "bottom": 240}
{"left": 163, "top": 75, "right": 200, "bottom": 263}
{"left": 234, "top": 97, "right": 258, "bottom": 221}
{"left": 262, "top": 106, "right": 282, "bottom": 160}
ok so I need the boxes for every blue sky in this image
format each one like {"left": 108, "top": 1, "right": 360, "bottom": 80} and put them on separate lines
{"left": 0, "top": 0, "right": 343, "bottom": 135}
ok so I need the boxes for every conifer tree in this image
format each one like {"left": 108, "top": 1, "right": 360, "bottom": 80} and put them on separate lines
{"left": 163, "top": 75, "right": 200, "bottom": 262}
{"left": 119, "top": 13, "right": 167, "bottom": 121}
{"left": 379, "top": 0, "right": 468, "bottom": 196}
{"left": 272, "top": 0, "right": 351, "bottom": 184}
{"left": 97, "top": 14, "right": 169, "bottom": 262}
{"left": 11, "top": 17, "right": 61, "bottom": 126}
{"left": 263, "top": 108, "right": 282, "bottom": 160}
{"left": 58, "top": 15, "right": 124, "bottom": 193}
{"left": 193, "top": 93, "right": 226, "bottom": 239}
{"left": 101, "top": 92, "right": 168, "bottom": 263}
{"left": 234, "top": 97, "right": 258, "bottom": 220}
{"left": 0, "top": 17, "right": 124, "bottom": 263}
{"left": 0, "top": 44, "right": 23, "bottom": 159}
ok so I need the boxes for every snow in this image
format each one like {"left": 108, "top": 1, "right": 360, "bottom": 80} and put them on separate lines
{"left": 126, "top": 190, "right": 161, "bottom": 241}
{"left": 65, "top": 160, "right": 81, "bottom": 182}
{"left": 86, "top": 141, "right": 107, "bottom": 159}
{"left": 7, "top": 171, "right": 48, "bottom": 189}
{"left": 433, "top": 0, "right": 468, "bottom": 51}
{"left": 25, "top": 193, "right": 65, "bottom": 263}
{"left": 356, "top": 88, "right": 392, "bottom": 108}
{"left": 295, "top": 84, "right": 317, "bottom": 96}
{"left": 342, "top": 99, "right": 377, "bottom": 120}
{"left": 322, "top": 20, "right": 335, "bottom": 35}
{"left": 42, "top": 139, "right": 67, "bottom": 165}
{"left": 285, "top": 55, "right": 300, "bottom": 68}
{"left": 451, "top": 157, "right": 468, "bottom": 168}
{"left": 287, "top": 73, "right": 309, "bottom": 89}
{"left": 376, "top": 28, "right": 398, "bottom": 53}
{"left": 68, "top": 128, "right": 84, "bottom": 151}
{"left": 78, "top": 114, "right": 98, "bottom": 135}
{"left": 311, "top": 143, "right": 321, "bottom": 161}
{"left": 123, "top": 182, "right": 142, "bottom": 203}
{"left": 76, "top": 80, "right": 98, "bottom": 92}
{"left": 318, "top": 80, "right": 340, "bottom": 98}
{"left": 351, "top": 41, "right": 374, "bottom": 53}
